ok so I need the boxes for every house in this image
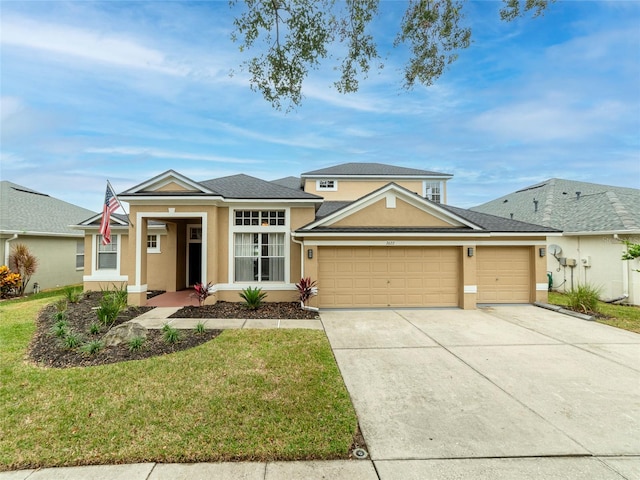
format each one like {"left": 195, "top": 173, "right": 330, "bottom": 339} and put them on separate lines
{"left": 0, "top": 181, "right": 95, "bottom": 292}
{"left": 471, "top": 178, "right": 640, "bottom": 305}
{"left": 75, "top": 163, "right": 559, "bottom": 309}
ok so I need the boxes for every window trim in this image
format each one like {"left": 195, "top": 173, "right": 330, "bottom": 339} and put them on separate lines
{"left": 229, "top": 207, "right": 290, "bottom": 284}
{"left": 316, "top": 179, "right": 338, "bottom": 191}
{"left": 76, "top": 239, "right": 85, "bottom": 271}
{"left": 83, "top": 233, "right": 127, "bottom": 282}
{"left": 147, "top": 234, "right": 161, "bottom": 254}
{"left": 423, "top": 181, "right": 442, "bottom": 203}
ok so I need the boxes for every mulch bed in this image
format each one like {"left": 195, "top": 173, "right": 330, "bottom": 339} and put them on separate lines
{"left": 170, "top": 301, "right": 320, "bottom": 319}
{"left": 28, "top": 291, "right": 220, "bottom": 369}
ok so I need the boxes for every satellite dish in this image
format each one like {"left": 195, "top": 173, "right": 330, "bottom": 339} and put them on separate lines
{"left": 548, "top": 244, "right": 562, "bottom": 256}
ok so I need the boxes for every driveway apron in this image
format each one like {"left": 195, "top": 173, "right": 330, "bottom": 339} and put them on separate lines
{"left": 321, "top": 306, "right": 640, "bottom": 479}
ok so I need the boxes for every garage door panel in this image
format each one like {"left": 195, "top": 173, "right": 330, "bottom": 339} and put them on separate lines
{"left": 319, "top": 246, "right": 459, "bottom": 308}
{"left": 477, "top": 247, "right": 531, "bottom": 303}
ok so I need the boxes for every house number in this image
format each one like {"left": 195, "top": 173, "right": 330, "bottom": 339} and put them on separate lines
{"left": 386, "top": 241, "right": 396, "bottom": 246}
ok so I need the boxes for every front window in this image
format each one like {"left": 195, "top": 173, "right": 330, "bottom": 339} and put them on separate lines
{"left": 424, "top": 181, "right": 442, "bottom": 203}
{"left": 76, "top": 240, "right": 84, "bottom": 269}
{"left": 235, "top": 210, "right": 285, "bottom": 226}
{"left": 234, "top": 233, "right": 285, "bottom": 282}
{"left": 317, "top": 179, "right": 337, "bottom": 191}
{"left": 97, "top": 235, "right": 117, "bottom": 269}
{"left": 147, "top": 234, "right": 160, "bottom": 253}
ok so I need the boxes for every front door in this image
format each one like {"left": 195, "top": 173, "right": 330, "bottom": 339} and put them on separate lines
{"left": 187, "top": 226, "right": 202, "bottom": 286}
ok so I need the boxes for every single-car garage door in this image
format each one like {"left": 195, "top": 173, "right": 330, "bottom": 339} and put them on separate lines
{"left": 477, "top": 247, "right": 531, "bottom": 303}
{"left": 318, "top": 246, "right": 459, "bottom": 308}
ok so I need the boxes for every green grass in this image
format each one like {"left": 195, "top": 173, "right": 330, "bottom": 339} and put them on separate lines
{"left": 0, "top": 296, "right": 358, "bottom": 471}
{"left": 548, "top": 291, "right": 640, "bottom": 334}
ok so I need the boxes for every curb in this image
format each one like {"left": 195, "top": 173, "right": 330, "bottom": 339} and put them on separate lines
{"left": 534, "top": 302, "right": 594, "bottom": 321}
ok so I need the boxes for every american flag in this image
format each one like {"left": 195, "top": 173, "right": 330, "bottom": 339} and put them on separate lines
{"left": 98, "top": 182, "right": 121, "bottom": 245}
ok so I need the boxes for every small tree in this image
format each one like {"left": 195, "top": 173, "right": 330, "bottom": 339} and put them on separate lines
{"left": 621, "top": 241, "right": 640, "bottom": 273}
{"left": 9, "top": 243, "right": 38, "bottom": 296}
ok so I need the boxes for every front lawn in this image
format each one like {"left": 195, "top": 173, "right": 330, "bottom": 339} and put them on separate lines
{"left": 548, "top": 291, "right": 640, "bottom": 334}
{"left": 0, "top": 295, "right": 359, "bottom": 471}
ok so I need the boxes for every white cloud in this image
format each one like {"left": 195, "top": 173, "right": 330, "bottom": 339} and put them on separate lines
{"left": 84, "top": 146, "right": 261, "bottom": 165}
{"left": 1, "top": 16, "right": 188, "bottom": 76}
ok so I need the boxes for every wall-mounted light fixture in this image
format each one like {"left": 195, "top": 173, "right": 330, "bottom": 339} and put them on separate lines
{"left": 307, "top": 249, "right": 314, "bottom": 259}
{"left": 539, "top": 247, "right": 546, "bottom": 257}
{"left": 467, "top": 247, "right": 474, "bottom": 257}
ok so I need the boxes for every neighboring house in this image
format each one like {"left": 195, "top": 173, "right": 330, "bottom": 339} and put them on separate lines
{"left": 0, "top": 181, "right": 95, "bottom": 292}
{"left": 471, "top": 178, "right": 640, "bottom": 305}
{"left": 75, "top": 163, "right": 558, "bottom": 309}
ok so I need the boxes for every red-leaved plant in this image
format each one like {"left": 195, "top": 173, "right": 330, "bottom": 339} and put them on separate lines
{"left": 295, "top": 277, "right": 317, "bottom": 306}
{"left": 192, "top": 282, "right": 213, "bottom": 306}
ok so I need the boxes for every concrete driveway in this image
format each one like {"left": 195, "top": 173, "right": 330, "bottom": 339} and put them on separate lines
{"left": 321, "top": 305, "right": 640, "bottom": 479}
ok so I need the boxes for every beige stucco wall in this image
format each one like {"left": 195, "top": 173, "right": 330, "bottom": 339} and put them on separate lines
{"left": 304, "top": 179, "right": 426, "bottom": 201}
{"left": 547, "top": 234, "right": 640, "bottom": 305}
{"left": 332, "top": 198, "right": 453, "bottom": 227}
{"left": 0, "top": 234, "right": 84, "bottom": 292}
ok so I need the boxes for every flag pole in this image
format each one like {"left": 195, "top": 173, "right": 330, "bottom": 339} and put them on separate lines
{"left": 107, "top": 180, "right": 133, "bottom": 228}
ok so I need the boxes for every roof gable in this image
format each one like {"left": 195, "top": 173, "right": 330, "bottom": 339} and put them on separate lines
{"left": 301, "top": 183, "right": 478, "bottom": 231}
{"left": 121, "top": 170, "right": 215, "bottom": 195}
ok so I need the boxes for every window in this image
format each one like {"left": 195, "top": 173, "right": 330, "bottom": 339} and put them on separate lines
{"left": 316, "top": 179, "right": 337, "bottom": 191}
{"left": 234, "top": 233, "right": 285, "bottom": 282}
{"left": 424, "top": 181, "right": 442, "bottom": 203}
{"left": 235, "top": 210, "right": 285, "bottom": 227}
{"left": 147, "top": 234, "right": 160, "bottom": 253}
{"left": 76, "top": 240, "right": 84, "bottom": 269}
{"left": 97, "top": 235, "right": 117, "bottom": 269}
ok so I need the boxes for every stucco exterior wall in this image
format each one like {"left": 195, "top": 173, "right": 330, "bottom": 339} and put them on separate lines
{"left": 332, "top": 198, "right": 453, "bottom": 227}
{"left": 0, "top": 234, "right": 84, "bottom": 292}
{"left": 547, "top": 234, "right": 640, "bottom": 305}
{"left": 304, "top": 179, "right": 426, "bottom": 201}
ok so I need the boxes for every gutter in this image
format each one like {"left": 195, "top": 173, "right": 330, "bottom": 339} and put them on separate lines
{"left": 4, "top": 234, "right": 18, "bottom": 266}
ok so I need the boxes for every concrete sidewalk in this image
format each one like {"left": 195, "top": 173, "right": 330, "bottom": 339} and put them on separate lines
{"left": 131, "top": 306, "right": 324, "bottom": 330}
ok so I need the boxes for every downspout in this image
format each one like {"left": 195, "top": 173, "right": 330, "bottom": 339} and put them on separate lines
{"left": 4, "top": 234, "right": 18, "bottom": 266}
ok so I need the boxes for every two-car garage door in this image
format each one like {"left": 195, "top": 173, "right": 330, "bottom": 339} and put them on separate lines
{"left": 318, "top": 245, "right": 533, "bottom": 308}
{"left": 318, "top": 247, "right": 459, "bottom": 308}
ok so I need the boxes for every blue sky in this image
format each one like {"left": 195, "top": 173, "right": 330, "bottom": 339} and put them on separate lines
{"left": 1, "top": 0, "right": 639, "bottom": 212}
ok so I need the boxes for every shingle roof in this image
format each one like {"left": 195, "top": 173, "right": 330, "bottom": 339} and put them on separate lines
{"left": 470, "top": 178, "right": 640, "bottom": 233}
{"left": 200, "top": 174, "right": 321, "bottom": 200}
{"left": 301, "top": 162, "right": 452, "bottom": 177}
{"left": 441, "top": 205, "right": 559, "bottom": 233}
{"left": 0, "top": 181, "right": 95, "bottom": 236}
{"left": 270, "top": 176, "right": 302, "bottom": 190}
{"left": 315, "top": 201, "right": 354, "bottom": 219}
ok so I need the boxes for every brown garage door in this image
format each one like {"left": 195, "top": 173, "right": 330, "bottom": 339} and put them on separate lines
{"left": 477, "top": 247, "right": 531, "bottom": 303}
{"left": 318, "top": 246, "right": 459, "bottom": 308}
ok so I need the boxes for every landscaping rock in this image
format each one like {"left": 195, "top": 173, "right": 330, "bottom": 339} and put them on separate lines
{"left": 103, "top": 322, "right": 148, "bottom": 347}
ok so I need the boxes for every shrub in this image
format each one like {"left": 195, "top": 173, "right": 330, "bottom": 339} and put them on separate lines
{"left": 566, "top": 284, "right": 602, "bottom": 314}
{"left": 128, "top": 336, "right": 146, "bottom": 352}
{"left": 81, "top": 339, "right": 104, "bottom": 355}
{"left": 96, "top": 289, "right": 126, "bottom": 326}
{"left": 296, "top": 277, "right": 318, "bottom": 305}
{"left": 62, "top": 331, "right": 83, "bottom": 349}
{"left": 51, "top": 310, "right": 68, "bottom": 322}
{"left": 63, "top": 286, "right": 82, "bottom": 303}
{"left": 50, "top": 320, "right": 69, "bottom": 338}
{"left": 54, "top": 298, "right": 68, "bottom": 313}
{"left": 192, "top": 282, "right": 213, "bottom": 306}
{"left": 9, "top": 243, "right": 38, "bottom": 295}
{"left": 239, "top": 286, "right": 267, "bottom": 310}
{"left": 0, "top": 265, "right": 21, "bottom": 298}
{"left": 162, "top": 325, "right": 181, "bottom": 344}
{"left": 195, "top": 321, "right": 206, "bottom": 334}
